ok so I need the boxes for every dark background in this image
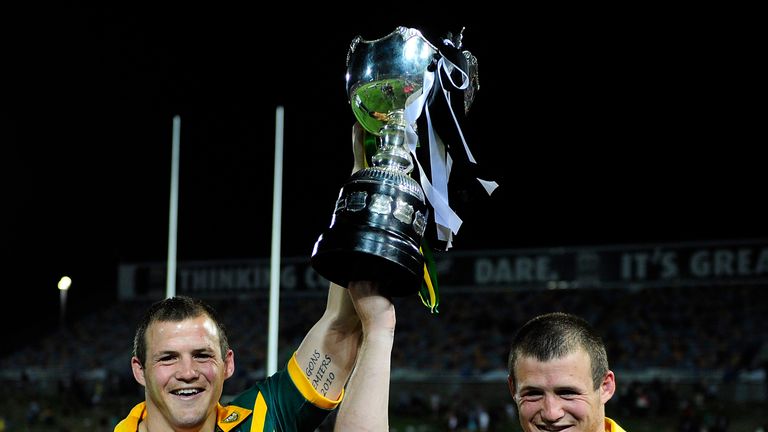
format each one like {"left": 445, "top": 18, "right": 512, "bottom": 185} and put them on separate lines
{"left": 5, "top": 6, "right": 763, "bottom": 353}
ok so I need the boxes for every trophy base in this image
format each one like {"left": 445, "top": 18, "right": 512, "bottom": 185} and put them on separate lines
{"left": 311, "top": 225, "right": 423, "bottom": 297}
{"left": 311, "top": 167, "right": 428, "bottom": 297}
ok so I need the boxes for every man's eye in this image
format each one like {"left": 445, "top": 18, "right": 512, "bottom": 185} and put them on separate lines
{"left": 520, "top": 392, "right": 543, "bottom": 401}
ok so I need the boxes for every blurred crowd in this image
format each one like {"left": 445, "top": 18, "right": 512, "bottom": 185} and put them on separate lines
{"left": 1, "top": 284, "right": 766, "bottom": 431}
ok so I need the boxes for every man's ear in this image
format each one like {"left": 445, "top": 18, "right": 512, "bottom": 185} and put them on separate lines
{"left": 507, "top": 374, "right": 516, "bottom": 398}
{"left": 600, "top": 370, "right": 616, "bottom": 404}
{"left": 132, "top": 357, "right": 146, "bottom": 386}
{"left": 224, "top": 349, "right": 235, "bottom": 379}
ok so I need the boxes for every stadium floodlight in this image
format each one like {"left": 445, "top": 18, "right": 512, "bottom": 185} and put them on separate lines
{"left": 58, "top": 276, "right": 72, "bottom": 327}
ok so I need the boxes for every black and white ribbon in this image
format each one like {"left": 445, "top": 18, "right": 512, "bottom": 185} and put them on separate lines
{"left": 404, "top": 56, "right": 498, "bottom": 249}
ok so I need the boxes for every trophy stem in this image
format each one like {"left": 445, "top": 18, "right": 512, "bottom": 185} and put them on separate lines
{"left": 370, "top": 109, "right": 414, "bottom": 174}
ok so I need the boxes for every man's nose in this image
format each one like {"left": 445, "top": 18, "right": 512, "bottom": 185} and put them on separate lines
{"left": 175, "top": 358, "right": 200, "bottom": 381}
{"left": 540, "top": 394, "right": 564, "bottom": 422}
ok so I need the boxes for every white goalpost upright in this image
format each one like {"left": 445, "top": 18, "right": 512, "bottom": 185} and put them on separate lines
{"left": 166, "top": 115, "right": 181, "bottom": 299}
{"left": 268, "top": 106, "right": 285, "bottom": 375}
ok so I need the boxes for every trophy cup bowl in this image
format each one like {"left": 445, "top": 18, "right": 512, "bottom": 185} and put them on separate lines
{"left": 310, "top": 27, "right": 439, "bottom": 296}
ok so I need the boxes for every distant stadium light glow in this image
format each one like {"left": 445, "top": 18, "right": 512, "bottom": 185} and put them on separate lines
{"left": 58, "top": 276, "right": 72, "bottom": 291}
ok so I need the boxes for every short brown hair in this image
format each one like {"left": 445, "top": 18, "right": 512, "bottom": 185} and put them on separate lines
{"left": 507, "top": 312, "right": 608, "bottom": 390}
{"left": 133, "top": 296, "right": 230, "bottom": 366}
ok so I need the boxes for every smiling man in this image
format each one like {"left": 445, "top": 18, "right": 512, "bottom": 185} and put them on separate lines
{"left": 507, "top": 312, "right": 626, "bottom": 432}
{"left": 114, "top": 282, "right": 381, "bottom": 432}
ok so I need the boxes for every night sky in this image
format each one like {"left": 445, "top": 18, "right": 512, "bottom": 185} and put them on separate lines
{"left": 6, "top": 6, "right": 763, "bottom": 353}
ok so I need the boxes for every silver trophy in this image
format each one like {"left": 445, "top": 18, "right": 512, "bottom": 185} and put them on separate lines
{"left": 311, "top": 26, "right": 479, "bottom": 296}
